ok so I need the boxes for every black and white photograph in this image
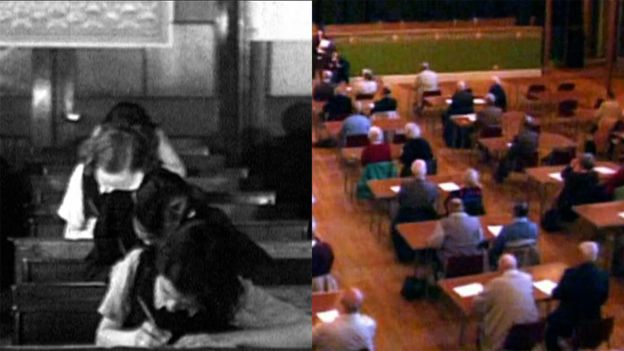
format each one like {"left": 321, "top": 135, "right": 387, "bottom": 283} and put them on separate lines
{"left": 0, "top": 1, "right": 312, "bottom": 348}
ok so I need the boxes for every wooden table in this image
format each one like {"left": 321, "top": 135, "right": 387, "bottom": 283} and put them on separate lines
{"left": 477, "top": 132, "right": 577, "bottom": 161}
{"left": 574, "top": 201, "right": 624, "bottom": 273}
{"left": 526, "top": 162, "right": 619, "bottom": 215}
{"left": 396, "top": 214, "right": 513, "bottom": 250}
{"left": 438, "top": 262, "right": 568, "bottom": 346}
{"left": 312, "top": 290, "right": 342, "bottom": 325}
{"left": 340, "top": 144, "right": 403, "bottom": 162}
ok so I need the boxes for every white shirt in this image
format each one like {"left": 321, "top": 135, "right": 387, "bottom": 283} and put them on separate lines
{"left": 353, "top": 79, "right": 378, "bottom": 96}
{"left": 415, "top": 69, "right": 439, "bottom": 94}
{"left": 313, "top": 312, "right": 377, "bottom": 351}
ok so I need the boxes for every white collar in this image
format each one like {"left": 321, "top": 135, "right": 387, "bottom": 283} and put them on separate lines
{"left": 153, "top": 275, "right": 200, "bottom": 317}
{"left": 97, "top": 170, "right": 144, "bottom": 194}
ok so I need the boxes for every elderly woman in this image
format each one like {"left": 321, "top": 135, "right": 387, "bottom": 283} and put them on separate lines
{"left": 399, "top": 123, "right": 434, "bottom": 177}
{"left": 392, "top": 160, "right": 440, "bottom": 262}
{"left": 445, "top": 168, "right": 486, "bottom": 216}
{"left": 361, "top": 126, "right": 391, "bottom": 167}
{"left": 353, "top": 68, "right": 378, "bottom": 97}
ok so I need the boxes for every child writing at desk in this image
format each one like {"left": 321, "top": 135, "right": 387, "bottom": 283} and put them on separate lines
{"left": 95, "top": 218, "right": 311, "bottom": 347}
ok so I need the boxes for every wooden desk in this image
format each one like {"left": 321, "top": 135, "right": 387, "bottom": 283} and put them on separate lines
{"left": 312, "top": 290, "right": 342, "bottom": 325}
{"left": 478, "top": 132, "right": 577, "bottom": 160}
{"left": 526, "top": 162, "right": 619, "bottom": 215}
{"left": 438, "top": 262, "right": 567, "bottom": 346}
{"left": 396, "top": 214, "right": 513, "bottom": 250}
{"left": 575, "top": 201, "right": 624, "bottom": 273}
{"left": 368, "top": 174, "right": 462, "bottom": 201}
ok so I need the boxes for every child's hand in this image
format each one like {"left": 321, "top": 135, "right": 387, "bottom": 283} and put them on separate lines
{"left": 133, "top": 322, "right": 172, "bottom": 347}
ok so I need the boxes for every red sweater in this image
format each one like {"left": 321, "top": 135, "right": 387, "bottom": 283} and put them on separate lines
{"left": 361, "top": 143, "right": 392, "bottom": 166}
{"left": 604, "top": 166, "right": 624, "bottom": 195}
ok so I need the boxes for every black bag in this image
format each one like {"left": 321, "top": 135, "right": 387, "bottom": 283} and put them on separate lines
{"left": 541, "top": 208, "right": 562, "bottom": 232}
{"left": 400, "top": 275, "right": 426, "bottom": 300}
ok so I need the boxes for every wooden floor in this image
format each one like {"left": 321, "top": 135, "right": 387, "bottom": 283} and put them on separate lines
{"left": 313, "top": 68, "right": 624, "bottom": 350}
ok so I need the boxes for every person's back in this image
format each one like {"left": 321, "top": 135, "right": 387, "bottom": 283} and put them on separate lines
{"left": 371, "top": 96, "right": 397, "bottom": 113}
{"left": 512, "top": 128, "right": 539, "bottom": 156}
{"left": 398, "top": 178, "right": 438, "bottom": 211}
{"left": 340, "top": 114, "right": 371, "bottom": 144}
{"left": 477, "top": 105, "right": 503, "bottom": 129}
{"left": 489, "top": 80, "right": 507, "bottom": 111}
{"left": 416, "top": 68, "right": 438, "bottom": 93}
{"left": 324, "top": 94, "right": 353, "bottom": 121}
{"left": 313, "top": 81, "right": 335, "bottom": 102}
{"left": 439, "top": 212, "right": 482, "bottom": 262}
{"left": 474, "top": 255, "right": 538, "bottom": 350}
{"left": 449, "top": 89, "right": 474, "bottom": 115}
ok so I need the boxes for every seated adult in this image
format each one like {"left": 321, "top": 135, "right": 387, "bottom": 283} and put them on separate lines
{"left": 489, "top": 202, "right": 538, "bottom": 267}
{"left": 591, "top": 91, "right": 624, "bottom": 156}
{"left": 494, "top": 118, "right": 539, "bottom": 183}
{"left": 323, "top": 87, "right": 353, "bottom": 121}
{"left": 545, "top": 242, "right": 609, "bottom": 351}
{"left": 399, "top": 123, "right": 433, "bottom": 177}
{"left": 312, "top": 220, "right": 338, "bottom": 292}
{"left": 361, "top": 126, "right": 391, "bottom": 167}
{"left": 392, "top": 160, "right": 439, "bottom": 262}
{"left": 473, "top": 254, "right": 538, "bottom": 350}
{"left": 427, "top": 198, "right": 484, "bottom": 271}
{"left": 475, "top": 93, "right": 502, "bottom": 133}
{"left": 556, "top": 153, "right": 604, "bottom": 222}
{"left": 312, "top": 287, "right": 377, "bottom": 351}
{"left": 313, "top": 70, "right": 336, "bottom": 102}
{"left": 338, "top": 104, "right": 371, "bottom": 147}
{"left": 370, "top": 87, "right": 397, "bottom": 114}
{"left": 328, "top": 51, "right": 350, "bottom": 84}
{"left": 352, "top": 68, "right": 378, "bottom": 97}
{"left": 488, "top": 76, "right": 507, "bottom": 112}
{"left": 443, "top": 81, "right": 475, "bottom": 148}
{"left": 444, "top": 168, "right": 485, "bottom": 216}
{"left": 414, "top": 62, "right": 439, "bottom": 113}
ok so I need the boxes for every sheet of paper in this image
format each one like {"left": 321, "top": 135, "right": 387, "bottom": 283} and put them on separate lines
{"left": 506, "top": 142, "right": 512, "bottom": 147}
{"left": 548, "top": 172, "right": 563, "bottom": 182}
{"left": 445, "top": 98, "right": 452, "bottom": 104}
{"left": 533, "top": 279, "right": 557, "bottom": 296}
{"left": 474, "top": 98, "right": 486, "bottom": 104}
{"left": 618, "top": 212, "right": 624, "bottom": 219}
{"left": 594, "top": 166, "right": 616, "bottom": 175}
{"left": 487, "top": 225, "right": 503, "bottom": 237}
{"left": 453, "top": 283, "right": 483, "bottom": 297}
{"left": 390, "top": 185, "right": 401, "bottom": 193}
{"left": 438, "top": 182, "right": 460, "bottom": 192}
{"left": 316, "top": 309, "right": 339, "bottom": 323}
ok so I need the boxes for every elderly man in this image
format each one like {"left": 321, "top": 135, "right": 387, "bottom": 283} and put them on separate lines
{"left": 444, "top": 81, "right": 475, "bottom": 147}
{"left": 476, "top": 93, "right": 503, "bottom": 132}
{"left": 474, "top": 254, "right": 539, "bottom": 350}
{"left": 313, "top": 70, "right": 336, "bottom": 102}
{"left": 353, "top": 68, "right": 378, "bottom": 97}
{"left": 489, "top": 202, "right": 539, "bottom": 267}
{"left": 414, "top": 62, "right": 439, "bottom": 111}
{"left": 545, "top": 242, "right": 609, "bottom": 350}
{"left": 323, "top": 87, "right": 353, "bottom": 122}
{"left": 494, "top": 117, "right": 539, "bottom": 183}
{"left": 488, "top": 76, "right": 507, "bottom": 111}
{"left": 338, "top": 103, "right": 371, "bottom": 146}
{"left": 313, "top": 287, "right": 377, "bottom": 351}
{"left": 428, "top": 198, "right": 483, "bottom": 268}
{"left": 392, "top": 160, "right": 439, "bottom": 262}
{"left": 371, "top": 87, "right": 398, "bottom": 114}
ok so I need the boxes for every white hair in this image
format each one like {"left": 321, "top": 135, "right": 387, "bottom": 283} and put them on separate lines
{"left": 322, "top": 70, "right": 333, "bottom": 82}
{"left": 464, "top": 168, "right": 481, "bottom": 188}
{"left": 405, "top": 122, "right": 421, "bottom": 139}
{"left": 579, "top": 241, "right": 599, "bottom": 262}
{"left": 368, "top": 126, "right": 383, "bottom": 143}
{"left": 485, "top": 93, "right": 496, "bottom": 104}
{"left": 492, "top": 76, "right": 501, "bottom": 84}
{"left": 422, "top": 62, "right": 430, "bottom": 70}
{"left": 498, "top": 254, "right": 517, "bottom": 270}
{"left": 411, "top": 159, "right": 427, "bottom": 179}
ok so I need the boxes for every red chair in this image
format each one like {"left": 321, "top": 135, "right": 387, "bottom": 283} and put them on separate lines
{"left": 526, "top": 84, "right": 547, "bottom": 100}
{"left": 355, "top": 93, "right": 375, "bottom": 100}
{"left": 345, "top": 134, "right": 370, "bottom": 147}
{"left": 423, "top": 90, "right": 442, "bottom": 97}
{"left": 558, "top": 99, "right": 578, "bottom": 117}
{"left": 479, "top": 125, "right": 503, "bottom": 138}
{"left": 546, "top": 146, "right": 576, "bottom": 166}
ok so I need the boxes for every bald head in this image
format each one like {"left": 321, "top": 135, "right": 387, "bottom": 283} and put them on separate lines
{"left": 341, "top": 287, "right": 364, "bottom": 313}
{"left": 411, "top": 159, "right": 427, "bottom": 179}
{"left": 579, "top": 241, "right": 599, "bottom": 262}
{"left": 498, "top": 254, "right": 517, "bottom": 271}
{"left": 457, "top": 81, "right": 467, "bottom": 91}
{"left": 449, "top": 198, "right": 464, "bottom": 213}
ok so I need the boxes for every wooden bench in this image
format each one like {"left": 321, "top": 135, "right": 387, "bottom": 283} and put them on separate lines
{"left": 12, "top": 282, "right": 310, "bottom": 345}
{"left": 10, "top": 238, "right": 311, "bottom": 285}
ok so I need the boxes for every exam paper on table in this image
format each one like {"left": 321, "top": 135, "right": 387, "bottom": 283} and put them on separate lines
{"left": 438, "top": 182, "right": 460, "bottom": 192}
{"left": 533, "top": 279, "right": 557, "bottom": 296}
{"left": 316, "top": 309, "right": 339, "bottom": 323}
{"left": 618, "top": 212, "right": 624, "bottom": 219}
{"left": 390, "top": 185, "right": 401, "bottom": 193}
{"left": 548, "top": 173, "right": 563, "bottom": 182}
{"left": 594, "top": 166, "right": 616, "bottom": 175}
{"left": 453, "top": 283, "right": 484, "bottom": 297}
{"left": 487, "top": 225, "right": 503, "bottom": 237}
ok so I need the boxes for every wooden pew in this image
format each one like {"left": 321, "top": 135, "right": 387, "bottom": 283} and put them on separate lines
{"left": 12, "top": 282, "right": 310, "bottom": 345}
{"left": 10, "top": 238, "right": 311, "bottom": 285}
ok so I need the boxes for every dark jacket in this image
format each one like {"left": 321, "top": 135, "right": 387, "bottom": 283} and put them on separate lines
{"left": 489, "top": 83, "right": 508, "bottom": 111}
{"left": 328, "top": 58, "right": 350, "bottom": 84}
{"left": 371, "top": 97, "right": 398, "bottom": 114}
{"left": 448, "top": 90, "right": 474, "bottom": 115}
{"left": 323, "top": 94, "right": 353, "bottom": 121}
{"left": 557, "top": 166, "right": 604, "bottom": 221}
{"left": 399, "top": 138, "right": 434, "bottom": 177}
{"left": 549, "top": 262, "right": 609, "bottom": 327}
{"left": 313, "top": 82, "right": 335, "bottom": 102}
